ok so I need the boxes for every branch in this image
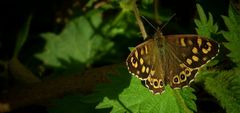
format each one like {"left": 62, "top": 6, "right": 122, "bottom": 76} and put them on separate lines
{"left": 0, "top": 64, "right": 123, "bottom": 112}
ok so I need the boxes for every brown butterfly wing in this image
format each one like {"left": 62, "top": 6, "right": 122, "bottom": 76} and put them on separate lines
{"left": 126, "top": 39, "right": 165, "bottom": 94}
{"left": 164, "top": 35, "right": 219, "bottom": 88}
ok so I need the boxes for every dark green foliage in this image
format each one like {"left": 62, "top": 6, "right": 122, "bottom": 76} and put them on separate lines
{"left": 222, "top": 5, "right": 240, "bottom": 66}
{"left": 195, "top": 3, "right": 240, "bottom": 113}
{"left": 204, "top": 70, "right": 240, "bottom": 113}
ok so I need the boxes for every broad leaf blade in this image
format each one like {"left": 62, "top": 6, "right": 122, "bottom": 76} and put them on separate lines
{"left": 36, "top": 10, "right": 113, "bottom": 72}
{"left": 89, "top": 67, "right": 196, "bottom": 113}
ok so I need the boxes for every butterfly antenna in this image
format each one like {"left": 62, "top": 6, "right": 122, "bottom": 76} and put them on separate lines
{"left": 141, "top": 16, "right": 157, "bottom": 31}
{"left": 160, "top": 13, "right": 176, "bottom": 31}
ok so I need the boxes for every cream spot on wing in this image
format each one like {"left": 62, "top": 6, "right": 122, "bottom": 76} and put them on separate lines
{"left": 207, "top": 46, "right": 211, "bottom": 51}
{"left": 133, "top": 62, "right": 138, "bottom": 68}
{"left": 180, "top": 38, "right": 186, "bottom": 47}
{"left": 197, "top": 38, "right": 202, "bottom": 47}
{"left": 192, "top": 47, "right": 198, "bottom": 54}
{"left": 144, "top": 46, "right": 148, "bottom": 54}
{"left": 140, "top": 58, "right": 144, "bottom": 65}
{"left": 206, "top": 42, "right": 212, "bottom": 47}
{"left": 135, "top": 51, "right": 138, "bottom": 59}
{"left": 202, "top": 48, "right": 208, "bottom": 54}
{"left": 132, "top": 58, "right": 138, "bottom": 68}
{"left": 150, "top": 70, "right": 155, "bottom": 76}
{"left": 188, "top": 40, "right": 193, "bottom": 45}
{"left": 130, "top": 57, "right": 134, "bottom": 62}
{"left": 186, "top": 58, "right": 193, "bottom": 65}
{"left": 141, "top": 65, "right": 146, "bottom": 73}
{"left": 192, "top": 55, "right": 199, "bottom": 62}
{"left": 146, "top": 67, "right": 149, "bottom": 73}
{"left": 179, "top": 63, "right": 185, "bottom": 68}
{"left": 203, "top": 57, "right": 208, "bottom": 61}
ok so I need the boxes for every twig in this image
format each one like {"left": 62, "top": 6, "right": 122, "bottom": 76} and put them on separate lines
{"left": 132, "top": 2, "right": 147, "bottom": 40}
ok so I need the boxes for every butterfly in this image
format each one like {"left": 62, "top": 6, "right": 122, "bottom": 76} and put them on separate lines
{"left": 126, "top": 29, "right": 220, "bottom": 94}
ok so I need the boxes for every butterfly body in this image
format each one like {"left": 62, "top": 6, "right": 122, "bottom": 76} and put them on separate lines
{"left": 126, "top": 30, "right": 219, "bottom": 94}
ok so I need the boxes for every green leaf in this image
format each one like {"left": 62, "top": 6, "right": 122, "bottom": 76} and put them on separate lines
{"left": 85, "top": 67, "right": 196, "bottom": 113}
{"left": 195, "top": 4, "right": 218, "bottom": 37}
{"left": 36, "top": 10, "right": 113, "bottom": 72}
{"left": 97, "top": 77, "right": 196, "bottom": 113}
{"left": 222, "top": 5, "right": 240, "bottom": 66}
{"left": 211, "top": 4, "right": 240, "bottom": 113}
{"left": 14, "top": 15, "right": 32, "bottom": 57}
{"left": 203, "top": 70, "right": 240, "bottom": 113}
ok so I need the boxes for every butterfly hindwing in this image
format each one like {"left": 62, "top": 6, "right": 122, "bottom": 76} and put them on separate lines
{"left": 145, "top": 75, "right": 165, "bottom": 94}
{"left": 167, "top": 62, "right": 199, "bottom": 88}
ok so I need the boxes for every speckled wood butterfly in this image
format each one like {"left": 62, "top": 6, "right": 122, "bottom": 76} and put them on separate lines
{"left": 126, "top": 30, "right": 219, "bottom": 94}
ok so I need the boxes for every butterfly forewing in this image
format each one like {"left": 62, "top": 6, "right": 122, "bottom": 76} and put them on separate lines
{"left": 166, "top": 35, "right": 220, "bottom": 68}
{"left": 126, "top": 39, "right": 166, "bottom": 94}
{"left": 126, "top": 39, "right": 154, "bottom": 80}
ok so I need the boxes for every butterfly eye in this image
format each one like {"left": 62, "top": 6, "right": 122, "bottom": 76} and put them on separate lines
{"left": 184, "top": 68, "right": 192, "bottom": 77}
{"left": 160, "top": 80, "right": 164, "bottom": 86}
{"left": 180, "top": 74, "right": 185, "bottom": 80}
{"left": 173, "top": 76, "right": 179, "bottom": 83}
{"left": 131, "top": 57, "right": 137, "bottom": 63}
{"left": 154, "top": 80, "right": 158, "bottom": 87}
